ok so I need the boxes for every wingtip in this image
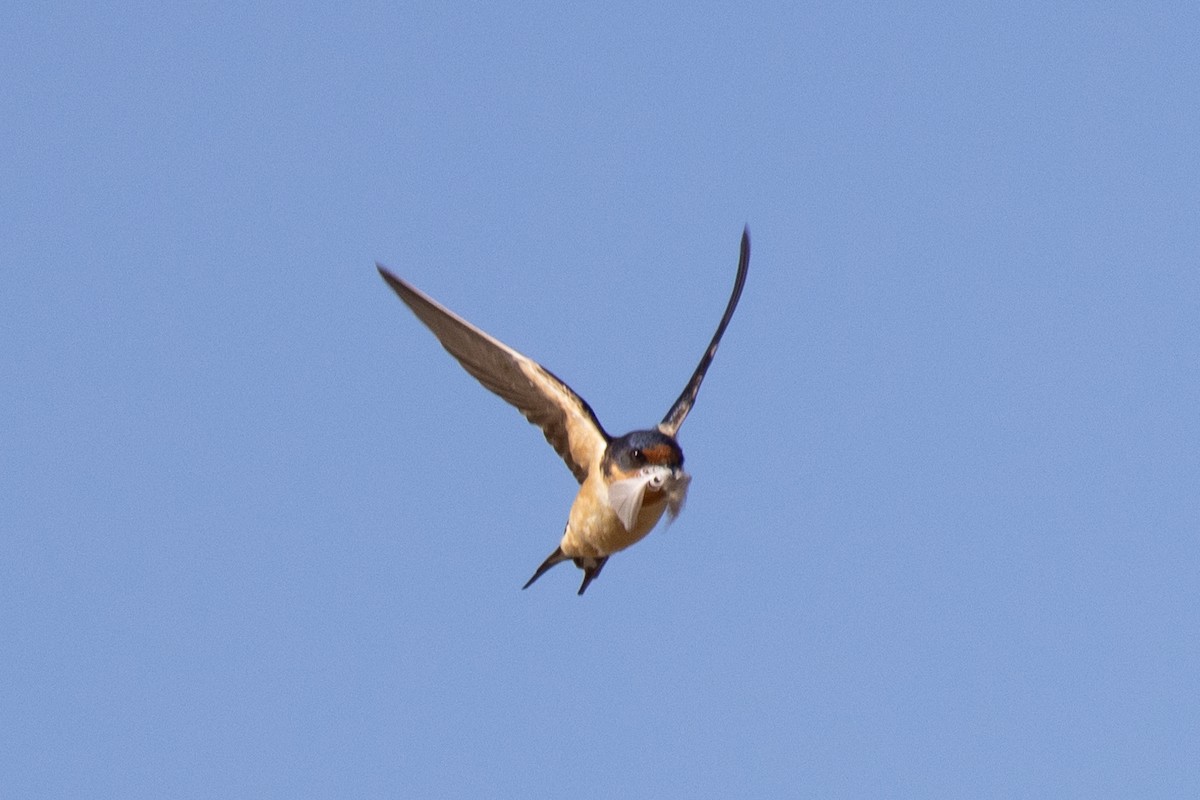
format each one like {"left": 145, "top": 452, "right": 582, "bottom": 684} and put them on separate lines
{"left": 376, "top": 263, "right": 409, "bottom": 298}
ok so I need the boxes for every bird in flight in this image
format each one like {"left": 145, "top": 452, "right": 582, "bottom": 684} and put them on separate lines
{"left": 377, "top": 228, "right": 750, "bottom": 595}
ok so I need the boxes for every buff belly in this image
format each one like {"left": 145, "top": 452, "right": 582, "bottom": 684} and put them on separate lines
{"left": 560, "top": 475, "right": 669, "bottom": 559}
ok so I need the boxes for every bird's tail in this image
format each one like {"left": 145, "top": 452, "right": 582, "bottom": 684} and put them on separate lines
{"left": 522, "top": 547, "right": 572, "bottom": 590}
{"left": 575, "top": 556, "right": 608, "bottom": 595}
{"left": 522, "top": 548, "right": 609, "bottom": 596}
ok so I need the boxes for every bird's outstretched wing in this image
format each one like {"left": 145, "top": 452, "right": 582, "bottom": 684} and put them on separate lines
{"left": 378, "top": 266, "right": 609, "bottom": 483}
{"left": 659, "top": 227, "right": 750, "bottom": 437}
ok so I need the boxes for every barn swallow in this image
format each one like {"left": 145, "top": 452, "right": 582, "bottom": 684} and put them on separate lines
{"left": 377, "top": 228, "right": 749, "bottom": 595}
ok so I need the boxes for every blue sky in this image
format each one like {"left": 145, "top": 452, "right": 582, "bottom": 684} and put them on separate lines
{"left": 3, "top": 3, "right": 1198, "bottom": 797}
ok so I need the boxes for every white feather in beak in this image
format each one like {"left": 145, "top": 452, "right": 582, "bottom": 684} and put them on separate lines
{"left": 607, "top": 465, "right": 692, "bottom": 532}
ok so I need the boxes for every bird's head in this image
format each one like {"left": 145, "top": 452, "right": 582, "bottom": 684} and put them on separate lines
{"left": 603, "top": 429, "right": 685, "bottom": 479}
{"left": 602, "top": 429, "right": 691, "bottom": 527}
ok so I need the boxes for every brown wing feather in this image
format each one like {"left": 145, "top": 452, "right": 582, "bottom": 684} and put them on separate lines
{"left": 377, "top": 266, "right": 609, "bottom": 483}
